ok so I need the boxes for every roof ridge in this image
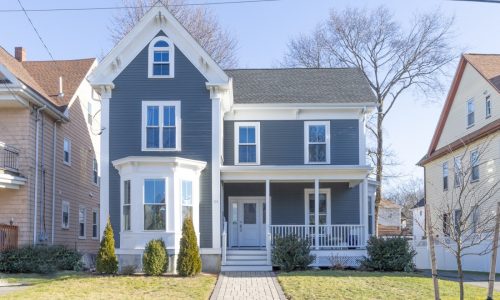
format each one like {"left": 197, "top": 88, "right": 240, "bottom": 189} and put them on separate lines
{"left": 22, "top": 58, "right": 96, "bottom": 63}
{"left": 464, "top": 53, "right": 500, "bottom": 56}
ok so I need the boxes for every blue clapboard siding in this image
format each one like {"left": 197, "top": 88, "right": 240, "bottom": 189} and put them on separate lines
{"left": 109, "top": 32, "right": 213, "bottom": 248}
{"left": 223, "top": 182, "right": 359, "bottom": 226}
{"left": 223, "top": 120, "right": 359, "bottom": 165}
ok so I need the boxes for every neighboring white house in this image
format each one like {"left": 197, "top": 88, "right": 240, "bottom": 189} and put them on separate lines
{"left": 377, "top": 199, "right": 402, "bottom": 236}
{"left": 411, "top": 198, "right": 425, "bottom": 240}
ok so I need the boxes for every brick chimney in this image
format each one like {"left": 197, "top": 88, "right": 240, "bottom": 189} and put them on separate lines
{"left": 14, "top": 47, "right": 26, "bottom": 62}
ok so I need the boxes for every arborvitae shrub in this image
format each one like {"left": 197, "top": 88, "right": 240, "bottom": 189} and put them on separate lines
{"left": 96, "top": 217, "right": 118, "bottom": 274}
{"left": 142, "top": 239, "right": 168, "bottom": 275}
{"left": 176, "top": 217, "right": 202, "bottom": 276}
{"left": 361, "top": 236, "right": 416, "bottom": 272}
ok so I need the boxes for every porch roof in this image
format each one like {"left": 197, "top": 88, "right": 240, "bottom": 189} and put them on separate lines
{"left": 220, "top": 165, "right": 372, "bottom": 186}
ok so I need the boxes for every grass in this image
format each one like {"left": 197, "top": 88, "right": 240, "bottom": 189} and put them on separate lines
{"left": 0, "top": 271, "right": 217, "bottom": 300}
{"left": 277, "top": 270, "right": 500, "bottom": 300}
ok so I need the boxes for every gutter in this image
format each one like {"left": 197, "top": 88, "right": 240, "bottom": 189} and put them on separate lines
{"left": 51, "top": 120, "right": 58, "bottom": 244}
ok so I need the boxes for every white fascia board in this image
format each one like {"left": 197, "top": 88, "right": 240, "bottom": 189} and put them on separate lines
{"left": 88, "top": 6, "right": 229, "bottom": 86}
{"left": 112, "top": 156, "right": 207, "bottom": 172}
{"left": 232, "top": 102, "right": 377, "bottom": 110}
{"left": 220, "top": 165, "right": 372, "bottom": 181}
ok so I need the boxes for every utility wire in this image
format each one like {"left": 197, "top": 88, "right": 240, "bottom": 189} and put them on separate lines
{"left": 0, "top": 0, "right": 281, "bottom": 13}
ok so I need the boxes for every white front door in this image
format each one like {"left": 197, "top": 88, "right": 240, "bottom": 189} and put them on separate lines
{"left": 229, "top": 197, "right": 265, "bottom": 247}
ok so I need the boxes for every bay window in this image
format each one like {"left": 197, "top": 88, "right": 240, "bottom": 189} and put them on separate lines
{"left": 305, "top": 121, "right": 330, "bottom": 164}
{"left": 181, "top": 180, "right": 193, "bottom": 221}
{"left": 123, "top": 180, "right": 131, "bottom": 231}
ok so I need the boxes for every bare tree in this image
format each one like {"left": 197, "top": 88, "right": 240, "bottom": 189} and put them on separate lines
{"left": 110, "top": 0, "right": 238, "bottom": 69}
{"left": 386, "top": 177, "right": 425, "bottom": 233}
{"left": 427, "top": 139, "right": 500, "bottom": 300}
{"left": 281, "top": 6, "right": 456, "bottom": 230}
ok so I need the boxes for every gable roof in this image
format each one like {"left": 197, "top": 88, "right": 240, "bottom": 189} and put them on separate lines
{"left": 226, "top": 68, "right": 376, "bottom": 104}
{"left": 22, "top": 58, "right": 95, "bottom": 110}
{"left": 0, "top": 46, "right": 95, "bottom": 111}
{"left": 422, "top": 53, "right": 500, "bottom": 163}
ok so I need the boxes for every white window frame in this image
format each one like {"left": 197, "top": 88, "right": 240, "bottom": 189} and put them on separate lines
{"left": 234, "top": 122, "right": 260, "bottom": 165}
{"left": 78, "top": 206, "right": 86, "bottom": 239}
{"left": 63, "top": 138, "right": 71, "bottom": 165}
{"left": 122, "top": 179, "right": 132, "bottom": 232}
{"left": 486, "top": 95, "right": 491, "bottom": 119}
{"left": 304, "top": 121, "right": 331, "bottom": 164}
{"left": 304, "top": 188, "right": 331, "bottom": 226}
{"left": 143, "top": 178, "right": 167, "bottom": 231}
{"left": 148, "top": 36, "right": 175, "bottom": 78}
{"left": 467, "top": 98, "right": 475, "bottom": 128}
{"left": 61, "top": 201, "right": 70, "bottom": 229}
{"left": 141, "top": 101, "right": 181, "bottom": 151}
{"left": 92, "top": 208, "right": 99, "bottom": 240}
{"left": 470, "top": 149, "right": 480, "bottom": 182}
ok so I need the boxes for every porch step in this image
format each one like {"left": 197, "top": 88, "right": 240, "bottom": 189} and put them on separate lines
{"left": 227, "top": 254, "right": 267, "bottom": 260}
{"left": 221, "top": 265, "right": 272, "bottom": 272}
{"left": 226, "top": 249, "right": 266, "bottom": 256}
{"left": 225, "top": 259, "right": 268, "bottom": 266}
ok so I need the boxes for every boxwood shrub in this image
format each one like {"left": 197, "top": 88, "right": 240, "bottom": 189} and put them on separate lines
{"left": 0, "top": 245, "right": 82, "bottom": 274}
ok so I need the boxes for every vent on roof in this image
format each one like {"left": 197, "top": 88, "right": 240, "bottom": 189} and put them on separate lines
{"left": 58, "top": 76, "right": 64, "bottom": 99}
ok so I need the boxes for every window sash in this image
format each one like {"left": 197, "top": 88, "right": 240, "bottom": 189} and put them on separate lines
{"left": 143, "top": 102, "right": 180, "bottom": 150}
{"left": 63, "top": 139, "right": 71, "bottom": 163}
{"left": 93, "top": 158, "right": 98, "bottom": 184}
{"left": 467, "top": 100, "right": 475, "bottom": 126}
{"left": 305, "top": 122, "right": 330, "bottom": 164}
{"left": 471, "top": 150, "right": 480, "bottom": 181}
{"left": 235, "top": 123, "right": 259, "bottom": 164}
{"left": 443, "top": 162, "right": 449, "bottom": 190}
{"left": 92, "top": 210, "right": 98, "bottom": 238}
{"left": 305, "top": 190, "right": 330, "bottom": 226}
{"left": 486, "top": 96, "right": 491, "bottom": 118}
{"left": 62, "top": 202, "right": 69, "bottom": 229}
{"left": 79, "top": 208, "right": 86, "bottom": 238}
{"left": 144, "top": 179, "right": 166, "bottom": 230}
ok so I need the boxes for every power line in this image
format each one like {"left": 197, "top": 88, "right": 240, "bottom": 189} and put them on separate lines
{"left": 0, "top": 0, "right": 281, "bottom": 13}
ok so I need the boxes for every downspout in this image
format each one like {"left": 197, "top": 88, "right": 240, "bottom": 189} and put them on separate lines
{"left": 51, "top": 120, "right": 58, "bottom": 244}
{"left": 33, "top": 105, "right": 46, "bottom": 244}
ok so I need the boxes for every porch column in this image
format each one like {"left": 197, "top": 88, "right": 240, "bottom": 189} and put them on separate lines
{"left": 314, "top": 179, "right": 319, "bottom": 250}
{"left": 265, "top": 179, "right": 271, "bottom": 264}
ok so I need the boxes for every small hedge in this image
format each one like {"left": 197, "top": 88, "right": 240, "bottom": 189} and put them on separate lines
{"left": 143, "top": 239, "right": 168, "bottom": 275}
{"left": 272, "top": 235, "right": 315, "bottom": 272}
{"left": 361, "top": 236, "right": 416, "bottom": 272}
{"left": 96, "top": 217, "right": 119, "bottom": 274}
{"left": 0, "top": 245, "right": 82, "bottom": 274}
{"left": 176, "top": 217, "right": 202, "bottom": 276}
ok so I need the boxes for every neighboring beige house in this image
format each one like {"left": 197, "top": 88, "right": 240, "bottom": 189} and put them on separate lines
{"left": 377, "top": 199, "right": 402, "bottom": 236}
{"left": 0, "top": 46, "right": 100, "bottom": 262}
{"left": 415, "top": 53, "right": 500, "bottom": 272}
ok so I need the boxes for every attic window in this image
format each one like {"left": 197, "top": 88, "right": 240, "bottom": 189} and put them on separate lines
{"left": 148, "top": 36, "right": 174, "bottom": 78}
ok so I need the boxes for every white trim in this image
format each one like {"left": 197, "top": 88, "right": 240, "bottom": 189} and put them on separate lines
{"left": 304, "top": 188, "right": 331, "bottom": 226}
{"left": 148, "top": 36, "right": 175, "bottom": 79}
{"left": 304, "top": 121, "right": 331, "bottom": 164}
{"left": 61, "top": 200, "right": 70, "bottom": 229}
{"left": 141, "top": 101, "right": 181, "bottom": 151}
{"left": 211, "top": 96, "right": 222, "bottom": 250}
{"left": 234, "top": 122, "right": 260, "bottom": 165}
{"left": 199, "top": 248, "right": 222, "bottom": 255}
{"left": 63, "top": 137, "right": 71, "bottom": 166}
{"left": 113, "top": 156, "right": 207, "bottom": 171}
{"left": 100, "top": 95, "right": 110, "bottom": 238}
{"left": 78, "top": 206, "right": 87, "bottom": 239}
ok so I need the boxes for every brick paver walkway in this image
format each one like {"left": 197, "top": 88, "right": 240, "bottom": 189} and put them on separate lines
{"left": 210, "top": 272, "right": 286, "bottom": 300}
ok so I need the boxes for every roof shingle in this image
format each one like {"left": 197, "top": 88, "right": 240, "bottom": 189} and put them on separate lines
{"left": 225, "top": 68, "right": 376, "bottom": 104}
{"left": 464, "top": 54, "right": 500, "bottom": 92}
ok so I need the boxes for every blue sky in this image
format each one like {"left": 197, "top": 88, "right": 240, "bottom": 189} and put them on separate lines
{"left": 1, "top": 0, "right": 499, "bottom": 192}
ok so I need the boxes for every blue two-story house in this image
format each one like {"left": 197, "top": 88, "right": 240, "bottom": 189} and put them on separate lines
{"left": 89, "top": 6, "right": 377, "bottom": 272}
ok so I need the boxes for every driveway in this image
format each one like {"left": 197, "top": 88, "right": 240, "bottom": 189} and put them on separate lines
{"left": 420, "top": 270, "right": 500, "bottom": 291}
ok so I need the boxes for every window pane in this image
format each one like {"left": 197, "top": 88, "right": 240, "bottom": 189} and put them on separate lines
{"left": 309, "top": 125, "right": 325, "bottom": 143}
{"left": 162, "top": 127, "right": 176, "bottom": 148}
{"left": 309, "top": 144, "right": 326, "bottom": 162}
{"left": 124, "top": 180, "right": 131, "bottom": 204}
{"left": 80, "top": 223, "right": 85, "bottom": 237}
{"left": 239, "top": 127, "right": 248, "bottom": 143}
{"left": 153, "top": 63, "right": 169, "bottom": 76}
{"left": 243, "top": 203, "right": 256, "bottom": 224}
{"left": 239, "top": 145, "right": 256, "bottom": 163}
{"left": 154, "top": 51, "right": 169, "bottom": 62}
{"left": 145, "top": 179, "right": 165, "bottom": 204}
{"left": 247, "top": 127, "right": 255, "bottom": 143}
{"left": 309, "top": 214, "right": 315, "bottom": 225}
{"left": 319, "top": 215, "right": 327, "bottom": 225}
{"left": 144, "top": 205, "right": 166, "bottom": 230}
{"left": 154, "top": 40, "right": 169, "bottom": 47}
{"left": 147, "top": 127, "right": 160, "bottom": 148}
{"left": 147, "top": 106, "right": 159, "bottom": 126}
{"left": 319, "top": 197, "right": 327, "bottom": 213}
{"left": 182, "top": 181, "right": 192, "bottom": 206}
{"left": 163, "top": 106, "right": 175, "bottom": 126}
{"left": 263, "top": 203, "right": 266, "bottom": 224}
{"left": 182, "top": 206, "right": 193, "bottom": 221}
{"left": 123, "top": 206, "right": 131, "bottom": 231}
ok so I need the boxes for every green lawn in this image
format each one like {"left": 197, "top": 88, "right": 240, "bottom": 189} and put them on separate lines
{"left": 0, "top": 271, "right": 217, "bottom": 300}
{"left": 278, "top": 270, "right": 500, "bottom": 300}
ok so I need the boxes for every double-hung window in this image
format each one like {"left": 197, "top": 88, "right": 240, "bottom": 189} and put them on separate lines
{"left": 79, "top": 207, "right": 86, "bottom": 239}
{"left": 148, "top": 37, "right": 174, "bottom": 78}
{"left": 368, "top": 196, "right": 373, "bottom": 235}
{"left": 142, "top": 101, "right": 181, "bottom": 151}
{"left": 92, "top": 158, "right": 99, "bottom": 185}
{"left": 304, "top": 189, "right": 331, "bottom": 226}
{"left": 234, "top": 122, "right": 260, "bottom": 165}
{"left": 470, "top": 149, "right": 480, "bottom": 182}
{"left": 486, "top": 95, "right": 491, "bottom": 118}
{"left": 123, "top": 180, "right": 131, "bottom": 231}
{"left": 305, "top": 121, "right": 330, "bottom": 164}
{"left": 181, "top": 180, "right": 193, "bottom": 221}
{"left": 63, "top": 138, "right": 71, "bottom": 165}
{"left": 62, "top": 201, "right": 70, "bottom": 229}
{"left": 467, "top": 99, "right": 475, "bottom": 127}
{"left": 144, "top": 179, "right": 166, "bottom": 231}
{"left": 92, "top": 209, "right": 99, "bottom": 239}
{"left": 454, "top": 157, "right": 462, "bottom": 187}
{"left": 442, "top": 162, "right": 449, "bottom": 191}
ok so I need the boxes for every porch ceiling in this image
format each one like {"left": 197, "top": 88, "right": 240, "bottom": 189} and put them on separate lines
{"left": 220, "top": 165, "right": 371, "bottom": 187}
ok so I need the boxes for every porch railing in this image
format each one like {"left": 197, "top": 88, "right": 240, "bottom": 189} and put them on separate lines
{"left": 0, "top": 142, "right": 20, "bottom": 173}
{"left": 0, "top": 224, "right": 18, "bottom": 252}
{"left": 270, "top": 224, "right": 365, "bottom": 249}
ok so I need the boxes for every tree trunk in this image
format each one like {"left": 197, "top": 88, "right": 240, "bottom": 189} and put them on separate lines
{"left": 488, "top": 202, "right": 500, "bottom": 300}
{"left": 456, "top": 251, "right": 464, "bottom": 300}
{"left": 426, "top": 204, "right": 440, "bottom": 300}
{"left": 374, "top": 103, "right": 384, "bottom": 236}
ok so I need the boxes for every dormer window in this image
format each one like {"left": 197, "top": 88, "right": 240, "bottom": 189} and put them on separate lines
{"left": 148, "top": 36, "right": 174, "bottom": 78}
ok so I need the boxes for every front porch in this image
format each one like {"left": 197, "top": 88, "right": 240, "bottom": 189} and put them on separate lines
{"left": 220, "top": 171, "right": 373, "bottom": 271}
